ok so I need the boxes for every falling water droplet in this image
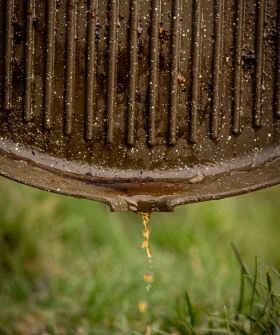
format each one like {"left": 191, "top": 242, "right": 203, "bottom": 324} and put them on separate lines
{"left": 138, "top": 300, "right": 148, "bottom": 314}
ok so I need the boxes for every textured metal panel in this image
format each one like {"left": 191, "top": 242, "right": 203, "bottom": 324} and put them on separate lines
{"left": 0, "top": 0, "right": 279, "bottom": 212}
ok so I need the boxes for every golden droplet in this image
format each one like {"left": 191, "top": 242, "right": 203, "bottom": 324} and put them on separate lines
{"left": 138, "top": 301, "right": 148, "bottom": 313}
{"left": 143, "top": 272, "right": 154, "bottom": 283}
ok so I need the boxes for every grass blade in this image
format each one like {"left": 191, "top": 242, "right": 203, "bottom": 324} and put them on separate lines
{"left": 249, "top": 256, "right": 259, "bottom": 316}
{"left": 185, "top": 291, "right": 196, "bottom": 328}
{"left": 231, "top": 243, "right": 260, "bottom": 298}
{"left": 237, "top": 268, "right": 245, "bottom": 314}
{"left": 224, "top": 306, "right": 232, "bottom": 335}
{"left": 266, "top": 270, "right": 274, "bottom": 307}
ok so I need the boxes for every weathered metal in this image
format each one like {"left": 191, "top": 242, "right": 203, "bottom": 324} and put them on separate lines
{"left": 0, "top": 0, "right": 279, "bottom": 212}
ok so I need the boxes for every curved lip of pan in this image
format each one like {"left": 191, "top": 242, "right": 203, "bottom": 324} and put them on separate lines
{"left": 0, "top": 139, "right": 279, "bottom": 212}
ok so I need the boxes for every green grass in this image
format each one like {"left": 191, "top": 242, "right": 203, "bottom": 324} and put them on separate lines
{"left": 0, "top": 177, "right": 279, "bottom": 334}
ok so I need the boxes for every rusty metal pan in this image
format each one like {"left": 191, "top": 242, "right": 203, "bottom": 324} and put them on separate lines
{"left": 0, "top": 0, "right": 279, "bottom": 212}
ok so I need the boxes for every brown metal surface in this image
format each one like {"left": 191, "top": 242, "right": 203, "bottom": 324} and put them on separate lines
{"left": 0, "top": 0, "right": 279, "bottom": 212}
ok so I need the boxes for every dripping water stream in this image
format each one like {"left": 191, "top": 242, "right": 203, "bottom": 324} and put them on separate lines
{"left": 138, "top": 213, "right": 154, "bottom": 316}
{"left": 141, "top": 212, "right": 154, "bottom": 291}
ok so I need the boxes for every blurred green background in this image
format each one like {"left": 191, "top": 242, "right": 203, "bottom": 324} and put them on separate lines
{"left": 0, "top": 177, "right": 279, "bottom": 334}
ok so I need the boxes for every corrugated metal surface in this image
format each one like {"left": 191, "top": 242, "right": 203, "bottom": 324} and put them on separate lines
{"left": 0, "top": 0, "right": 279, "bottom": 212}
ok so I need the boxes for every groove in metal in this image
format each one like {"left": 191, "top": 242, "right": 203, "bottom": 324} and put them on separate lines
{"left": 149, "top": 0, "right": 160, "bottom": 146}
{"left": 276, "top": 6, "right": 280, "bottom": 117}
{"left": 211, "top": 0, "right": 224, "bottom": 140}
{"left": 65, "top": 0, "right": 77, "bottom": 136}
{"left": 24, "top": 0, "right": 35, "bottom": 122}
{"left": 106, "top": 0, "right": 118, "bottom": 144}
{"left": 232, "top": 0, "right": 245, "bottom": 134}
{"left": 190, "top": 0, "right": 203, "bottom": 143}
{"left": 169, "top": 0, "right": 181, "bottom": 145}
{"left": 127, "top": 0, "right": 139, "bottom": 146}
{"left": 3, "top": 0, "right": 14, "bottom": 111}
{"left": 86, "top": 0, "right": 97, "bottom": 140}
{"left": 44, "top": 0, "right": 56, "bottom": 130}
{"left": 254, "top": 0, "right": 265, "bottom": 127}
